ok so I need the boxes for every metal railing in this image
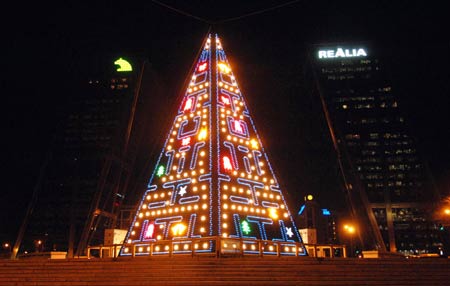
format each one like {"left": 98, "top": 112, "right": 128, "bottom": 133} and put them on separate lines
{"left": 85, "top": 237, "right": 347, "bottom": 258}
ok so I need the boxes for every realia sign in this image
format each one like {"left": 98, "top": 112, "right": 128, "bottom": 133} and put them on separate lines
{"left": 318, "top": 48, "right": 367, "bottom": 59}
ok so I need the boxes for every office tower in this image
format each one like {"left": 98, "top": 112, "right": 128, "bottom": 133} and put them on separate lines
{"left": 311, "top": 44, "right": 442, "bottom": 254}
{"left": 19, "top": 55, "right": 148, "bottom": 256}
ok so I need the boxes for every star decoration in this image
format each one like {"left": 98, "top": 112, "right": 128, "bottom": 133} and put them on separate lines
{"left": 286, "top": 227, "right": 294, "bottom": 238}
{"left": 178, "top": 186, "right": 187, "bottom": 196}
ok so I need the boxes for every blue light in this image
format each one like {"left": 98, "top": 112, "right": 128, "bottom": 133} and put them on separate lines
{"left": 298, "top": 204, "right": 305, "bottom": 215}
{"left": 322, "top": 208, "right": 331, "bottom": 216}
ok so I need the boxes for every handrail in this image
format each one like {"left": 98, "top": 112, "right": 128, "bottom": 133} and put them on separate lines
{"left": 85, "top": 236, "right": 347, "bottom": 258}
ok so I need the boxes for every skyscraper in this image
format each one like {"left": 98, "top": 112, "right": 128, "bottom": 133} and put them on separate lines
{"left": 18, "top": 55, "right": 151, "bottom": 256}
{"left": 310, "top": 44, "right": 442, "bottom": 255}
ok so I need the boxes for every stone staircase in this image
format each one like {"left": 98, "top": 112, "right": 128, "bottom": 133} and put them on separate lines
{"left": 1, "top": 256, "right": 449, "bottom": 285}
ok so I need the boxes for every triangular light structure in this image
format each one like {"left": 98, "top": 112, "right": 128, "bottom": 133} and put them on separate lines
{"left": 121, "top": 34, "right": 307, "bottom": 257}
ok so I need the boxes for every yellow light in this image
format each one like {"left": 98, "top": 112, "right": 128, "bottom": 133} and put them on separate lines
{"left": 344, "top": 224, "right": 356, "bottom": 234}
{"left": 202, "top": 242, "right": 209, "bottom": 249}
{"left": 269, "top": 208, "right": 278, "bottom": 219}
{"left": 172, "top": 223, "right": 187, "bottom": 236}
{"left": 307, "top": 194, "right": 314, "bottom": 201}
{"left": 218, "top": 63, "right": 231, "bottom": 74}
{"left": 198, "top": 128, "right": 207, "bottom": 140}
{"left": 444, "top": 209, "right": 450, "bottom": 215}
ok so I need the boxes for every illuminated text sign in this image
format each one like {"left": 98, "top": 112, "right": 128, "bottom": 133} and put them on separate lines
{"left": 318, "top": 48, "right": 367, "bottom": 59}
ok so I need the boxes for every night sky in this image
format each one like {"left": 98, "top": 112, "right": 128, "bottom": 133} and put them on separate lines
{"left": 2, "top": 1, "right": 449, "bottom": 244}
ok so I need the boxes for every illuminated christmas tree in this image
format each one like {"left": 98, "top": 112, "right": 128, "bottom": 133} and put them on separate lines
{"left": 121, "top": 34, "right": 307, "bottom": 256}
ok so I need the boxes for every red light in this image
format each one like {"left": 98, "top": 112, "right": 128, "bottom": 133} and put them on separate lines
{"left": 144, "top": 222, "right": 155, "bottom": 239}
{"left": 223, "top": 156, "right": 233, "bottom": 171}
{"left": 182, "top": 137, "right": 191, "bottom": 146}
{"left": 234, "top": 120, "right": 243, "bottom": 134}
{"left": 221, "top": 95, "right": 230, "bottom": 105}
{"left": 198, "top": 62, "right": 207, "bottom": 72}
{"left": 183, "top": 97, "right": 193, "bottom": 112}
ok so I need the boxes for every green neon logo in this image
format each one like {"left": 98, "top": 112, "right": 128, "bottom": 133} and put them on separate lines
{"left": 114, "top": 58, "right": 133, "bottom": 72}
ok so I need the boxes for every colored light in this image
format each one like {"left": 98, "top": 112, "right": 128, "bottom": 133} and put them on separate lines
{"left": 156, "top": 166, "right": 165, "bottom": 177}
{"left": 269, "top": 208, "right": 278, "bottom": 219}
{"left": 198, "top": 128, "right": 207, "bottom": 140}
{"left": 234, "top": 120, "right": 243, "bottom": 134}
{"left": 241, "top": 220, "right": 251, "bottom": 234}
{"left": 322, "top": 208, "right": 331, "bottom": 216}
{"left": 144, "top": 222, "right": 155, "bottom": 239}
{"left": 184, "top": 97, "right": 193, "bottom": 112}
{"left": 223, "top": 156, "right": 233, "bottom": 171}
{"left": 250, "top": 139, "right": 258, "bottom": 149}
{"left": 114, "top": 58, "right": 132, "bottom": 72}
{"left": 172, "top": 223, "right": 187, "bottom": 236}
{"left": 344, "top": 224, "right": 355, "bottom": 234}
{"left": 182, "top": 137, "right": 191, "bottom": 146}
{"left": 218, "top": 62, "right": 231, "bottom": 74}
{"left": 198, "top": 62, "right": 208, "bottom": 72}
{"left": 221, "top": 95, "right": 230, "bottom": 105}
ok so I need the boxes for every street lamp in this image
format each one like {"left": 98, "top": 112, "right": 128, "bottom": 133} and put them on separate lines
{"left": 444, "top": 208, "right": 450, "bottom": 216}
{"left": 3, "top": 243, "right": 11, "bottom": 253}
{"left": 343, "top": 224, "right": 356, "bottom": 257}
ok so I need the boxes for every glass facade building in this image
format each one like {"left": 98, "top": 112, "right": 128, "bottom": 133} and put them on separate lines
{"left": 20, "top": 56, "right": 145, "bottom": 255}
{"left": 311, "top": 44, "right": 442, "bottom": 254}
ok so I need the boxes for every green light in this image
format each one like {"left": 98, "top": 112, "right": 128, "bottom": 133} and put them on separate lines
{"left": 156, "top": 166, "right": 165, "bottom": 177}
{"left": 114, "top": 58, "right": 133, "bottom": 72}
{"left": 241, "top": 220, "right": 251, "bottom": 235}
